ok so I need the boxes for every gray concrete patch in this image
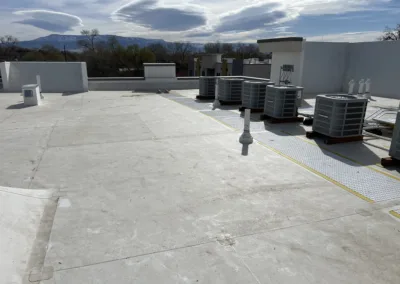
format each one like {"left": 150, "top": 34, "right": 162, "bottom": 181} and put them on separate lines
{"left": 0, "top": 127, "right": 52, "bottom": 188}
{"left": 0, "top": 187, "right": 57, "bottom": 284}
{"left": 1, "top": 91, "right": 400, "bottom": 284}
{"left": 233, "top": 211, "right": 400, "bottom": 284}
{"left": 48, "top": 114, "right": 154, "bottom": 147}
{"left": 53, "top": 242, "right": 256, "bottom": 284}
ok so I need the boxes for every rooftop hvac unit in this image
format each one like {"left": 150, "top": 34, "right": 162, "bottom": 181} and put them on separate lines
{"left": 198, "top": 76, "right": 216, "bottom": 99}
{"left": 389, "top": 110, "right": 400, "bottom": 160}
{"left": 313, "top": 94, "right": 368, "bottom": 138}
{"left": 218, "top": 78, "right": 244, "bottom": 103}
{"left": 241, "top": 81, "right": 274, "bottom": 110}
{"left": 264, "top": 85, "right": 303, "bottom": 118}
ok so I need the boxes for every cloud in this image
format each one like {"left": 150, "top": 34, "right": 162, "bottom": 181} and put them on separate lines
{"left": 3, "top": 0, "right": 395, "bottom": 42}
{"left": 289, "top": 0, "right": 390, "bottom": 15}
{"left": 306, "top": 31, "right": 382, "bottom": 42}
{"left": 112, "top": 0, "right": 206, "bottom": 31}
{"left": 13, "top": 10, "right": 83, "bottom": 32}
{"left": 186, "top": 31, "right": 214, "bottom": 38}
{"left": 214, "top": 3, "right": 290, "bottom": 33}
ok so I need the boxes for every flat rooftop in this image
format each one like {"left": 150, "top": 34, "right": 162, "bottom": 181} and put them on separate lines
{"left": 1, "top": 90, "right": 400, "bottom": 284}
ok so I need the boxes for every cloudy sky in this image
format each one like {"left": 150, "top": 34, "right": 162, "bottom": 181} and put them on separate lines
{"left": 1, "top": 0, "right": 400, "bottom": 42}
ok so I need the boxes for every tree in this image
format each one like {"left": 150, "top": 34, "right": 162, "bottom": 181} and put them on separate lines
{"left": 138, "top": 48, "right": 156, "bottom": 65}
{"left": 0, "top": 35, "right": 19, "bottom": 60}
{"left": 147, "top": 43, "right": 168, "bottom": 62}
{"left": 168, "top": 42, "right": 195, "bottom": 64}
{"left": 0, "top": 35, "right": 18, "bottom": 47}
{"left": 234, "top": 43, "right": 260, "bottom": 59}
{"left": 77, "top": 29, "right": 100, "bottom": 51}
{"left": 107, "top": 36, "right": 119, "bottom": 51}
{"left": 221, "top": 43, "right": 234, "bottom": 54}
{"left": 41, "top": 44, "right": 59, "bottom": 53}
{"left": 380, "top": 24, "right": 400, "bottom": 41}
{"left": 21, "top": 51, "right": 45, "bottom": 61}
{"left": 204, "top": 42, "right": 222, "bottom": 53}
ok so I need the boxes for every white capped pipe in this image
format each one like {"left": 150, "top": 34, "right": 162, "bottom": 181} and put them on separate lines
{"left": 36, "top": 75, "right": 41, "bottom": 92}
{"left": 213, "top": 78, "right": 221, "bottom": 108}
{"left": 239, "top": 109, "right": 253, "bottom": 145}
{"left": 348, "top": 79, "right": 355, "bottom": 95}
{"left": 214, "top": 79, "right": 219, "bottom": 100}
{"left": 364, "top": 78, "right": 371, "bottom": 99}
{"left": 358, "top": 79, "right": 365, "bottom": 94}
{"left": 365, "top": 79, "right": 371, "bottom": 94}
{"left": 244, "top": 109, "right": 250, "bottom": 131}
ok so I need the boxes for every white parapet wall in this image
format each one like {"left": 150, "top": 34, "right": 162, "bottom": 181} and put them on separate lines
{"left": 88, "top": 77, "right": 199, "bottom": 91}
{"left": 144, "top": 63, "right": 176, "bottom": 80}
{"left": 0, "top": 62, "right": 88, "bottom": 93}
{"left": 89, "top": 63, "right": 201, "bottom": 91}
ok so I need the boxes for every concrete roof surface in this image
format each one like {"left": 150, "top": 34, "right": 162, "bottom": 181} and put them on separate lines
{"left": 0, "top": 90, "right": 399, "bottom": 284}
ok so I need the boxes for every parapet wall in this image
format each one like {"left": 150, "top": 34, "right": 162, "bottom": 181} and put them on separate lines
{"left": 0, "top": 62, "right": 88, "bottom": 93}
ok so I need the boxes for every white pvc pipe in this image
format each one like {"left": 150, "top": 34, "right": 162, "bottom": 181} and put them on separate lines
{"left": 244, "top": 109, "right": 251, "bottom": 132}
{"left": 364, "top": 79, "right": 371, "bottom": 94}
{"left": 348, "top": 79, "right": 355, "bottom": 95}
{"left": 36, "top": 75, "right": 41, "bottom": 92}
{"left": 213, "top": 78, "right": 220, "bottom": 108}
{"left": 239, "top": 108, "right": 253, "bottom": 145}
{"left": 358, "top": 79, "right": 365, "bottom": 94}
{"left": 214, "top": 79, "right": 218, "bottom": 100}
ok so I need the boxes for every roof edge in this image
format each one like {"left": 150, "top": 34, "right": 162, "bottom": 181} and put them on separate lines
{"left": 257, "top": 37, "right": 304, "bottom": 43}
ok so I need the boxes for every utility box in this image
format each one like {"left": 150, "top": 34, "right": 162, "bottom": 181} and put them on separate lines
{"left": 22, "top": 84, "right": 41, "bottom": 106}
{"left": 264, "top": 85, "right": 303, "bottom": 118}
{"left": 389, "top": 110, "right": 400, "bottom": 160}
{"left": 313, "top": 94, "right": 368, "bottom": 138}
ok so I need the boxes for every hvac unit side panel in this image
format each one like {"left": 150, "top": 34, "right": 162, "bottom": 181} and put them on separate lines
{"left": 312, "top": 95, "right": 368, "bottom": 138}
{"left": 390, "top": 111, "right": 400, "bottom": 159}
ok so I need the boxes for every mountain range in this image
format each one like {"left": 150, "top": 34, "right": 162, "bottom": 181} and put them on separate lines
{"left": 17, "top": 34, "right": 204, "bottom": 51}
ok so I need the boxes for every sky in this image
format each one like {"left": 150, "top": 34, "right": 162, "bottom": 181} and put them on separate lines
{"left": 1, "top": 0, "right": 400, "bottom": 42}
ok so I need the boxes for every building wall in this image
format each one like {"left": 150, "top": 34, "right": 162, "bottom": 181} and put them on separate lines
{"left": 201, "top": 54, "right": 222, "bottom": 69}
{"left": 214, "top": 63, "right": 222, "bottom": 76}
{"left": 188, "top": 59, "right": 195, "bottom": 76}
{"left": 1, "top": 62, "right": 88, "bottom": 92}
{"left": 342, "top": 40, "right": 400, "bottom": 99}
{"left": 243, "top": 64, "right": 271, "bottom": 79}
{"left": 270, "top": 52, "right": 303, "bottom": 85}
{"left": 301, "top": 42, "right": 348, "bottom": 94}
{"left": 232, "top": 60, "right": 243, "bottom": 76}
{"left": 227, "top": 63, "right": 233, "bottom": 76}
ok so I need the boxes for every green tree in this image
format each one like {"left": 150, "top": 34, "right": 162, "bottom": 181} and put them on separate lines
{"left": 21, "top": 51, "right": 45, "bottom": 61}
{"left": 138, "top": 48, "right": 156, "bottom": 65}
{"left": 148, "top": 43, "right": 168, "bottom": 62}
{"left": 40, "top": 45, "right": 64, "bottom": 61}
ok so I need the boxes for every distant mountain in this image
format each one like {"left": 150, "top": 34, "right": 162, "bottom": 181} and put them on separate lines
{"left": 17, "top": 34, "right": 204, "bottom": 51}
